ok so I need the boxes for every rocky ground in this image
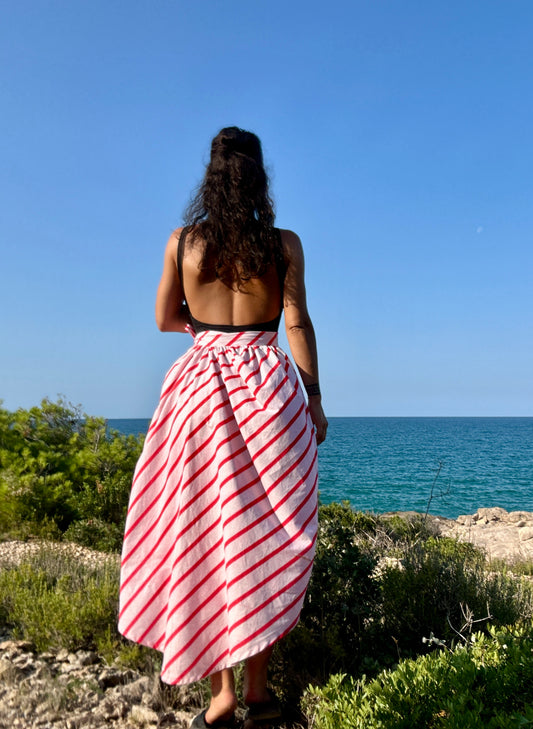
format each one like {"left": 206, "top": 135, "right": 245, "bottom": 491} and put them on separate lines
{"left": 435, "top": 506, "right": 533, "bottom": 563}
{"left": 0, "top": 543, "right": 207, "bottom": 729}
{"left": 0, "top": 540, "right": 120, "bottom": 571}
{"left": 0, "top": 638, "right": 200, "bottom": 729}
{"left": 1, "top": 507, "right": 532, "bottom": 728}
{"left": 381, "top": 507, "right": 533, "bottom": 564}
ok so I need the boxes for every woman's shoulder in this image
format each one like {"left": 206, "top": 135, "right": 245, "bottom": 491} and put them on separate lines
{"left": 164, "top": 227, "right": 194, "bottom": 267}
{"left": 170, "top": 225, "right": 191, "bottom": 240}
{"left": 169, "top": 226, "right": 204, "bottom": 251}
{"left": 167, "top": 226, "right": 186, "bottom": 246}
{"left": 277, "top": 227, "right": 300, "bottom": 241}
{"left": 277, "top": 228, "right": 304, "bottom": 263}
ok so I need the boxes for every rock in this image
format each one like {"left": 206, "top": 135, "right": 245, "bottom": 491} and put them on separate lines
{"left": 12, "top": 653, "right": 36, "bottom": 670}
{"left": 39, "top": 652, "right": 56, "bottom": 662}
{"left": 508, "top": 511, "right": 533, "bottom": 524}
{"left": 476, "top": 507, "right": 508, "bottom": 522}
{"left": 0, "top": 539, "right": 120, "bottom": 572}
{"left": 97, "top": 667, "right": 132, "bottom": 689}
{"left": 76, "top": 650, "right": 99, "bottom": 667}
{"left": 0, "top": 658, "right": 23, "bottom": 682}
{"left": 65, "top": 714, "right": 96, "bottom": 729}
{"left": 437, "top": 507, "right": 533, "bottom": 563}
{"left": 118, "top": 675, "right": 151, "bottom": 703}
{"left": 0, "top": 637, "right": 200, "bottom": 729}
{"left": 130, "top": 704, "right": 160, "bottom": 725}
{"left": 0, "top": 640, "right": 33, "bottom": 654}
{"left": 33, "top": 665, "right": 50, "bottom": 680}
{"left": 171, "top": 710, "right": 198, "bottom": 728}
{"left": 93, "top": 696, "right": 129, "bottom": 720}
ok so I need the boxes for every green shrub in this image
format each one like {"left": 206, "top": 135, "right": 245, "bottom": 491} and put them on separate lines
{"left": 303, "top": 623, "right": 533, "bottom": 728}
{"left": 380, "top": 512, "right": 434, "bottom": 543}
{"left": 272, "top": 503, "right": 381, "bottom": 707}
{"left": 63, "top": 518, "right": 125, "bottom": 553}
{"left": 273, "top": 503, "right": 533, "bottom": 718}
{"left": 0, "top": 548, "right": 119, "bottom": 652}
{"left": 302, "top": 503, "right": 380, "bottom": 674}
{"left": 379, "top": 536, "right": 533, "bottom": 657}
{"left": 0, "top": 398, "right": 143, "bottom": 547}
{"left": 0, "top": 545, "right": 163, "bottom": 673}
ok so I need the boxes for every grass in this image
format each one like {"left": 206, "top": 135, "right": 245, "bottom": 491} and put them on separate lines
{"left": 0, "top": 545, "right": 139, "bottom": 664}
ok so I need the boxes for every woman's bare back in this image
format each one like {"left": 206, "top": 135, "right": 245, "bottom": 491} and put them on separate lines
{"left": 179, "top": 229, "right": 284, "bottom": 328}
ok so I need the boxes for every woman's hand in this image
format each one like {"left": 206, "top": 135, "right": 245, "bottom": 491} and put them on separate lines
{"left": 308, "top": 397, "right": 328, "bottom": 445}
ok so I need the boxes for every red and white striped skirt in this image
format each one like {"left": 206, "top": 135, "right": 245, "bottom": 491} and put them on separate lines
{"left": 118, "top": 329, "right": 318, "bottom": 685}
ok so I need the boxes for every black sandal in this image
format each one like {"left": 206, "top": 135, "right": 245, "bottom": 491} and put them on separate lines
{"left": 244, "top": 689, "right": 282, "bottom": 724}
{"left": 190, "top": 709, "right": 237, "bottom": 729}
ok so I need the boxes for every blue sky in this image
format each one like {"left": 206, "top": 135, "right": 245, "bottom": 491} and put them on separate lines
{"left": 1, "top": 0, "right": 532, "bottom": 417}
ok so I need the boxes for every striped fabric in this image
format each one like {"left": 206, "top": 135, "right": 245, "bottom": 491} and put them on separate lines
{"left": 118, "top": 329, "right": 318, "bottom": 685}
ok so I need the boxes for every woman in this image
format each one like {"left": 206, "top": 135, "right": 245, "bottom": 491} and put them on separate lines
{"left": 119, "top": 127, "right": 327, "bottom": 729}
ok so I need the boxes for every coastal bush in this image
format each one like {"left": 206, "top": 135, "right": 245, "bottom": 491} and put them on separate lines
{"left": 63, "top": 518, "right": 125, "bottom": 553}
{"left": 0, "top": 546, "right": 160, "bottom": 672}
{"left": 302, "top": 623, "right": 533, "bottom": 728}
{"left": 378, "top": 535, "right": 533, "bottom": 658}
{"left": 272, "top": 502, "right": 381, "bottom": 712}
{"left": 273, "top": 503, "right": 533, "bottom": 716}
{"left": 0, "top": 549, "right": 118, "bottom": 653}
{"left": 0, "top": 398, "right": 143, "bottom": 549}
{"left": 302, "top": 503, "right": 380, "bottom": 674}
{"left": 0, "top": 502, "right": 532, "bottom": 729}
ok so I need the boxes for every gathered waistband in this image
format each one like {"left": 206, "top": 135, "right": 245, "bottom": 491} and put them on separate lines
{"left": 193, "top": 329, "right": 279, "bottom": 349}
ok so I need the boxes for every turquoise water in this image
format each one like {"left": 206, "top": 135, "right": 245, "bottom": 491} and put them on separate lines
{"left": 108, "top": 417, "right": 533, "bottom": 519}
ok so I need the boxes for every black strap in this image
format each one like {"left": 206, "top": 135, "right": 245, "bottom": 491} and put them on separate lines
{"left": 176, "top": 226, "right": 190, "bottom": 293}
{"left": 274, "top": 227, "right": 286, "bottom": 300}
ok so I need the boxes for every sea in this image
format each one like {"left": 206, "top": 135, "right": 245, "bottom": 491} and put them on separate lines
{"left": 107, "top": 417, "right": 533, "bottom": 520}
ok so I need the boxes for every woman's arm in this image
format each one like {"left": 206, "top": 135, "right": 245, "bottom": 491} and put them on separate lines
{"left": 155, "top": 229, "right": 192, "bottom": 333}
{"left": 282, "top": 229, "right": 328, "bottom": 444}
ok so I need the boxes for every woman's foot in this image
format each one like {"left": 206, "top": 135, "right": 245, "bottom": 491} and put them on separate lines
{"left": 204, "top": 693, "right": 238, "bottom": 725}
{"left": 204, "top": 668, "right": 238, "bottom": 726}
{"left": 244, "top": 688, "right": 282, "bottom": 724}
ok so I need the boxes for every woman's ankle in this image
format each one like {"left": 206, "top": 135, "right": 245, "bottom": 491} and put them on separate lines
{"left": 243, "top": 685, "right": 272, "bottom": 706}
{"left": 205, "top": 689, "right": 238, "bottom": 723}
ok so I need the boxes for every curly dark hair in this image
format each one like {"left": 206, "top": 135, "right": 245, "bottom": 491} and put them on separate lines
{"left": 184, "top": 127, "right": 281, "bottom": 287}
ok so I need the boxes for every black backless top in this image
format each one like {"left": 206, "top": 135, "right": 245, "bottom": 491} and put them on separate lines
{"left": 177, "top": 227, "right": 286, "bottom": 333}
